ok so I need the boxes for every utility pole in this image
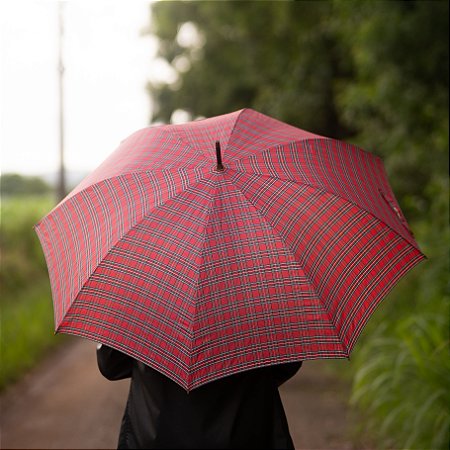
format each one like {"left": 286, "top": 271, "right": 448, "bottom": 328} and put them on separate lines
{"left": 57, "top": 1, "right": 66, "bottom": 201}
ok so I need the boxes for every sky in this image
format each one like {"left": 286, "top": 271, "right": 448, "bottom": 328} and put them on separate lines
{"left": 0, "top": 0, "right": 175, "bottom": 177}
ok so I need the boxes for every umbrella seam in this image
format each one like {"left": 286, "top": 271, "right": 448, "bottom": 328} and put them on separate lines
{"left": 226, "top": 174, "right": 350, "bottom": 357}
{"left": 34, "top": 162, "right": 210, "bottom": 226}
{"left": 345, "top": 249, "right": 424, "bottom": 355}
{"left": 168, "top": 111, "right": 245, "bottom": 163}
{"left": 222, "top": 137, "right": 370, "bottom": 166}
{"left": 223, "top": 108, "right": 247, "bottom": 154}
{"left": 231, "top": 137, "right": 383, "bottom": 164}
{"left": 57, "top": 126, "right": 206, "bottom": 203}
{"left": 34, "top": 221, "right": 61, "bottom": 329}
{"left": 168, "top": 125, "right": 212, "bottom": 162}
{"left": 187, "top": 180, "right": 219, "bottom": 389}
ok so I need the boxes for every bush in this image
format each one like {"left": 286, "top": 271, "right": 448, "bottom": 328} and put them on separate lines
{"left": 349, "top": 190, "right": 449, "bottom": 449}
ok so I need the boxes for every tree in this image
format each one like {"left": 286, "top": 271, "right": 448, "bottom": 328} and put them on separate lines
{"left": 146, "top": 2, "right": 449, "bottom": 448}
{"left": 333, "top": 2, "right": 449, "bottom": 448}
{"left": 335, "top": 0, "right": 449, "bottom": 219}
{"left": 0, "top": 173, "right": 52, "bottom": 196}
{"left": 147, "top": 1, "right": 353, "bottom": 138}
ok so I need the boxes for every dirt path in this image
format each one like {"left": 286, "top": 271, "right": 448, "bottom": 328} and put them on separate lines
{"left": 1, "top": 338, "right": 370, "bottom": 449}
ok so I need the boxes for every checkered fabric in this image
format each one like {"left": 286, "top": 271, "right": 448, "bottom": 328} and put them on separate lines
{"left": 35, "top": 109, "right": 425, "bottom": 391}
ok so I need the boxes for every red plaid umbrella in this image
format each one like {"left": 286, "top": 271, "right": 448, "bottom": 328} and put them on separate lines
{"left": 36, "top": 108, "right": 424, "bottom": 391}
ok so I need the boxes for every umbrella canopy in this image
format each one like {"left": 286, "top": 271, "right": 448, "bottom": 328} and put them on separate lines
{"left": 35, "top": 108, "right": 425, "bottom": 391}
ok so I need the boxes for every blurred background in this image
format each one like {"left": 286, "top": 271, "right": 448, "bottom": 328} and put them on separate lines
{"left": 1, "top": 1, "right": 448, "bottom": 449}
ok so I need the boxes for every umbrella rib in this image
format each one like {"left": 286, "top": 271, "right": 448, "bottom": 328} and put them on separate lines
{"left": 36, "top": 161, "right": 210, "bottom": 222}
{"left": 187, "top": 182, "right": 219, "bottom": 386}
{"left": 169, "top": 125, "right": 212, "bottom": 162}
{"left": 228, "top": 177, "right": 350, "bottom": 357}
{"left": 167, "top": 110, "right": 246, "bottom": 164}
{"left": 223, "top": 108, "right": 247, "bottom": 153}
{"left": 56, "top": 124, "right": 208, "bottom": 203}
{"left": 229, "top": 136, "right": 377, "bottom": 164}
{"left": 225, "top": 137, "right": 329, "bottom": 165}
{"left": 224, "top": 110, "right": 326, "bottom": 163}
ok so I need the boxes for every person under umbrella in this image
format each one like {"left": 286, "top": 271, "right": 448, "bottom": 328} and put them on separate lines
{"left": 35, "top": 109, "right": 424, "bottom": 450}
{"left": 98, "top": 344, "right": 301, "bottom": 449}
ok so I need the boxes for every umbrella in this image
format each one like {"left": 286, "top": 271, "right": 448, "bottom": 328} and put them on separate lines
{"left": 35, "top": 108, "right": 425, "bottom": 391}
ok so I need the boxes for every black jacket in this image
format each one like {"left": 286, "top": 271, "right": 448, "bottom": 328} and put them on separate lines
{"left": 97, "top": 345, "right": 302, "bottom": 449}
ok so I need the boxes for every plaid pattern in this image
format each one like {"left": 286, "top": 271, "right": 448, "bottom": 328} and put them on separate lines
{"left": 35, "top": 108, "right": 425, "bottom": 391}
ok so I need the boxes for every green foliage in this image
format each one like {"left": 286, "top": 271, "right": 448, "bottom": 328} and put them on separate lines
{"left": 351, "top": 261, "right": 449, "bottom": 449}
{"left": 0, "top": 196, "right": 54, "bottom": 293}
{"left": 0, "top": 281, "right": 62, "bottom": 390}
{"left": 349, "top": 205, "right": 449, "bottom": 450}
{"left": 147, "top": 0, "right": 353, "bottom": 138}
{"left": 353, "top": 300, "right": 449, "bottom": 445}
{"left": 335, "top": 3, "right": 449, "bottom": 447}
{"left": 147, "top": 1, "right": 449, "bottom": 448}
{"left": 335, "top": 0, "right": 449, "bottom": 219}
{"left": 0, "top": 196, "right": 63, "bottom": 390}
{"left": 1, "top": 173, "right": 52, "bottom": 196}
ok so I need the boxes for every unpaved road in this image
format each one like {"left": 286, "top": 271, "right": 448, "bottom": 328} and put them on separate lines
{"left": 1, "top": 337, "right": 370, "bottom": 449}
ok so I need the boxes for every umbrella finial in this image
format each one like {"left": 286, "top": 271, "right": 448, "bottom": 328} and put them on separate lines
{"left": 215, "top": 141, "right": 224, "bottom": 172}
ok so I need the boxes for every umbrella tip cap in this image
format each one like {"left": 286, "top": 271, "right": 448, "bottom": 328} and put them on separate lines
{"left": 215, "top": 141, "right": 225, "bottom": 172}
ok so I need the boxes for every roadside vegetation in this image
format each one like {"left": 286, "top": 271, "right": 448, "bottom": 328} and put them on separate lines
{"left": 147, "top": 2, "right": 449, "bottom": 448}
{"left": 0, "top": 183, "right": 65, "bottom": 390}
